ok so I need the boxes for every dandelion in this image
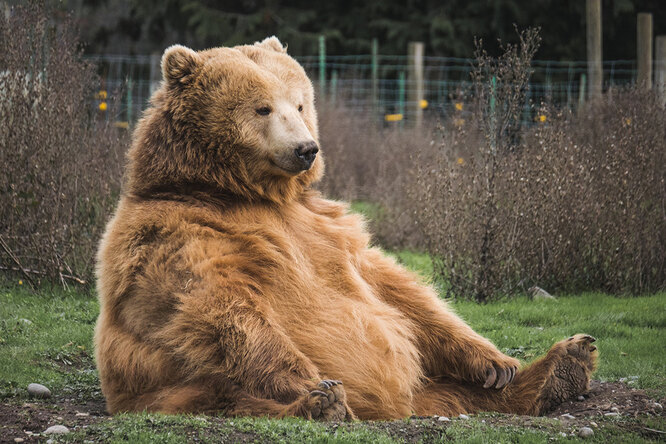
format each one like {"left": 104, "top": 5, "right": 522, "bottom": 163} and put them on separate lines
{"left": 624, "top": 118, "right": 631, "bottom": 126}
{"left": 455, "top": 102, "right": 463, "bottom": 111}
{"left": 537, "top": 114, "right": 547, "bottom": 123}
{"left": 18, "top": 280, "right": 23, "bottom": 285}
{"left": 457, "top": 157, "right": 465, "bottom": 165}
{"left": 99, "top": 102, "right": 107, "bottom": 111}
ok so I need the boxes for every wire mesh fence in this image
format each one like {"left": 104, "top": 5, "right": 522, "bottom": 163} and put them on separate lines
{"left": 85, "top": 53, "right": 640, "bottom": 127}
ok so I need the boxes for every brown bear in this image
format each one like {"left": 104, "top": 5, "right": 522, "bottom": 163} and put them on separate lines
{"left": 94, "top": 36, "right": 597, "bottom": 420}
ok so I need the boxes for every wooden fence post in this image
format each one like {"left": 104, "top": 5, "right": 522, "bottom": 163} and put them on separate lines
{"left": 586, "top": 0, "right": 602, "bottom": 98}
{"left": 407, "top": 41, "right": 424, "bottom": 128}
{"left": 656, "top": 36, "right": 666, "bottom": 106}
{"left": 637, "top": 13, "right": 653, "bottom": 89}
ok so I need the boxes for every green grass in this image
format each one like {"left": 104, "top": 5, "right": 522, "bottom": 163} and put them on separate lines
{"left": 0, "top": 284, "right": 99, "bottom": 400}
{"left": 1, "top": 281, "right": 664, "bottom": 442}
{"left": 452, "top": 293, "right": 666, "bottom": 397}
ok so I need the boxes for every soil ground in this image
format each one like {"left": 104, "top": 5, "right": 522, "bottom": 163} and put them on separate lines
{"left": 1, "top": 381, "right": 664, "bottom": 443}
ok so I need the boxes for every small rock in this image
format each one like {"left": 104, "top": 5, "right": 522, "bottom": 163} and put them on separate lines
{"left": 44, "top": 425, "right": 69, "bottom": 435}
{"left": 27, "top": 383, "right": 51, "bottom": 399}
{"left": 559, "top": 432, "right": 567, "bottom": 437}
{"left": 561, "top": 413, "right": 575, "bottom": 420}
{"left": 14, "top": 438, "right": 25, "bottom": 443}
{"left": 19, "top": 318, "right": 32, "bottom": 326}
{"left": 577, "top": 395, "right": 585, "bottom": 401}
{"left": 458, "top": 414, "right": 470, "bottom": 420}
{"left": 604, "top": 412, "right": 620, "bottom": 417}
{"left": 653, "top": 402, "right": 663, "bottom": 411}
{"left": 610, "top": 406, "right": 619, "bottom": 413}
{"left": 75, "top": 412, "right": 90, "bottom": 417}
{"left": 589, "top": 421, "right": 598, "bottom": 428}
{"left": 529, "top": 286, "right": 556, "bottom": 300}
{"left": 619, "top": 377, "right": 627, "bottom": 383}
{"left": 578, "top": 427, "right": 594, "bottom": 438}
{"left": 46, "top": 440, "right": 54, "bottom": 444}
{"left": 438, "top": 416, "right": 450, "bottom": 422}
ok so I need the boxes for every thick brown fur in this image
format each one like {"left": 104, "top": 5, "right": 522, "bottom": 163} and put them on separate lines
{"left": 94, "top": 37, "right": 598, "bottom": 420}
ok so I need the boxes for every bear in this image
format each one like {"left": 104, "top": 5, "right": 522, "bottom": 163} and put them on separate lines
{"left": 94, "top": 36, "right": 597, "bottom": 420}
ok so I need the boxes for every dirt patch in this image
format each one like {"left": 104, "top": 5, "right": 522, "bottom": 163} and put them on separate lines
{"left": 0, "top": 381, "right": 663, "bottom": 443}
{"left": 548, "top": 380, "right": 664, "bottom": 419}
{"left": 0, "top": 397, "right": 107, "bottom": 443}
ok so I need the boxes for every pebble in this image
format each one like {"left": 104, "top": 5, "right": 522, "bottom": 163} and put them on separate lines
{"left": 27, "top": 383, "right": 51, "bottom": 399}
{"left": 559, "top": 432, "right": 567, "bottom": 437}
{"left": 604, "top": 412, "right": 620, "bottom": 417}
{"left": 653, "top": 402, "right": 663, "bottom": 411}
{"left": 46, "top": 440, "right": 54, "bottom": 444}
{"left": 578, "top": 427, "right": 594, "bottom": 438}
{"left": 437, "top": 416, "right": 450, "bottom": 422}
{"left": 577, "top": 395, "right": 585, "bottom": 401}
{"left": 610, "top": 406, "right": 619, "bottom": 413}
{"left": 458, "top": 414, "right": 470, "bottom": 420}
{"left": 75, "top": 412, "right": 89, "bottom": 417}
{"left": 14, "top": 438, "right": 24, "bottom": 443}
{"left": 44, "top": 425, "right": 70, "bottom": 434}
{"left": 589, "top": 421, "right": 598, "bottom": 428}
{"left": 560, "top": 413, "right": 575, "bottom": 420}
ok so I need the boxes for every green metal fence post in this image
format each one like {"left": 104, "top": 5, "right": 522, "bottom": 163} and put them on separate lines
{"left": 330, "top": 70, "right": 338, "bottom": 106}
{"left": 578, "top": 73, "right": 586, "bottom": 109}
{"left": 127, "top": 77, "right": 133, "bottom": 125}
{"left": 371, "top": 38, "right": 378, "bottom": 117}
{"left": 490, "top": 76, "right": 496, "bottom": 152}
{"left": 319, "top": 35, "right": 326, "bottom": 98}
{"left": 398, "top": 71, "right": 406, "bottom": 130}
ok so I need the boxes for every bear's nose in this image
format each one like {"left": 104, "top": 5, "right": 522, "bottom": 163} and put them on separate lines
{"left": 294, "top": 141, "right": 319, "bottom": 169}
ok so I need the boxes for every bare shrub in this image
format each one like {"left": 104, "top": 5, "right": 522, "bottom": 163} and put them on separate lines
{"left": 0, "top": 4, "right": 126, "bottom": 288}
{"left": 319, "top": 29, "right": 664, "bottom": 300}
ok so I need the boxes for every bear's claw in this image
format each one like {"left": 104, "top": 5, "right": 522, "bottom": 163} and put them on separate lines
{"left": 483, "top": 364, "right": 519, "bottom": 389}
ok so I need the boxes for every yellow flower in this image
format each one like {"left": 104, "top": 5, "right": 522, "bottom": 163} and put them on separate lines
{"left": 457, "top": 157, "right": 465, "bottom": 165}
{"left": 624, "top": 118, "right": 631, "bottom": 126}
{"left": 18, "top": 280, "right": 23, "bottom": 285}
{"left": 455, "top": 102, "right": 463, "bottom": 111}
{"left": 99, "top": 102, "right": 108, "bottom": 111}
{"left": 453, "top": 118, "right": 465, "bottom": 127}
{"left": 538, "top": 114, "right": 547, "bottom": 122}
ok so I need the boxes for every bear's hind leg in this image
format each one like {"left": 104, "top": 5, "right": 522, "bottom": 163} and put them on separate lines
{"left": 413, "top": 334, "right": 598, "bottom": 417}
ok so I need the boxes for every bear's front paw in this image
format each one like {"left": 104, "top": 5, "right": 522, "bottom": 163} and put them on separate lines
{"left": 479, "top": 354, "right": 521, "bottom": 390}
{"left": 292, "top": 380, "right": 354, "bottom": 421}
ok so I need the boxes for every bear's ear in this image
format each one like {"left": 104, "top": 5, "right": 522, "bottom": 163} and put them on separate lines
{"left": 161, "top": 45, "right": 201, "bottom": 85}
{"left": 255, "top": 36, "right": 287, "bottom": 53}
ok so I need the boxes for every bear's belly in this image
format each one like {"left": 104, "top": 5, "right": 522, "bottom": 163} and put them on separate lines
{"left": 270, "top": 282, "right": 424, "bottom": 419}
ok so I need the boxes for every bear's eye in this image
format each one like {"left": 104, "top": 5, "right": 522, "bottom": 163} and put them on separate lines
{"left": 256, "top": 106, "right": 272, "bottom": 116}
{"left": 298, "top": 104, "right": 303, "bottom": 112}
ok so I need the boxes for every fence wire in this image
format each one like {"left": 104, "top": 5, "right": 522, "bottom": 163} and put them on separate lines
{"left": 85, "top": 54, "right": 640, "bottom": 127}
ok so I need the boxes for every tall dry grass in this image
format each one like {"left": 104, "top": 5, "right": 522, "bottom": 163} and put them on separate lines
{"left": 0, "top": 4, "right": 126, "bottom": 288}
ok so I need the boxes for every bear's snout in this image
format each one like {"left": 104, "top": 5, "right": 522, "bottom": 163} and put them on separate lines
{"left": 294, "top": 141, "right": 319, "bottom": 170}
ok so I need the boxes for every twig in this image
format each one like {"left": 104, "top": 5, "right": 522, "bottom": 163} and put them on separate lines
{"left": 0, "top": 265, "right": 86, "bottom": 285}
{"left": 643, "top": 427, "right": 666, "bottom": 435}
{"left": 0, "top": 235, "right": 38, "bottom": 289}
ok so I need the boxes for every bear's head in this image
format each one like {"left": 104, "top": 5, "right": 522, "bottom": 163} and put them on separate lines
{"left": 126, "top": 36, "right": 323, "bottom": 204}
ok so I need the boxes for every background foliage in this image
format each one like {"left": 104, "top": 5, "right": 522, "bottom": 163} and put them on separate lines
{"left": 10, "top": 0, "right": 666, "bottom": 59}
